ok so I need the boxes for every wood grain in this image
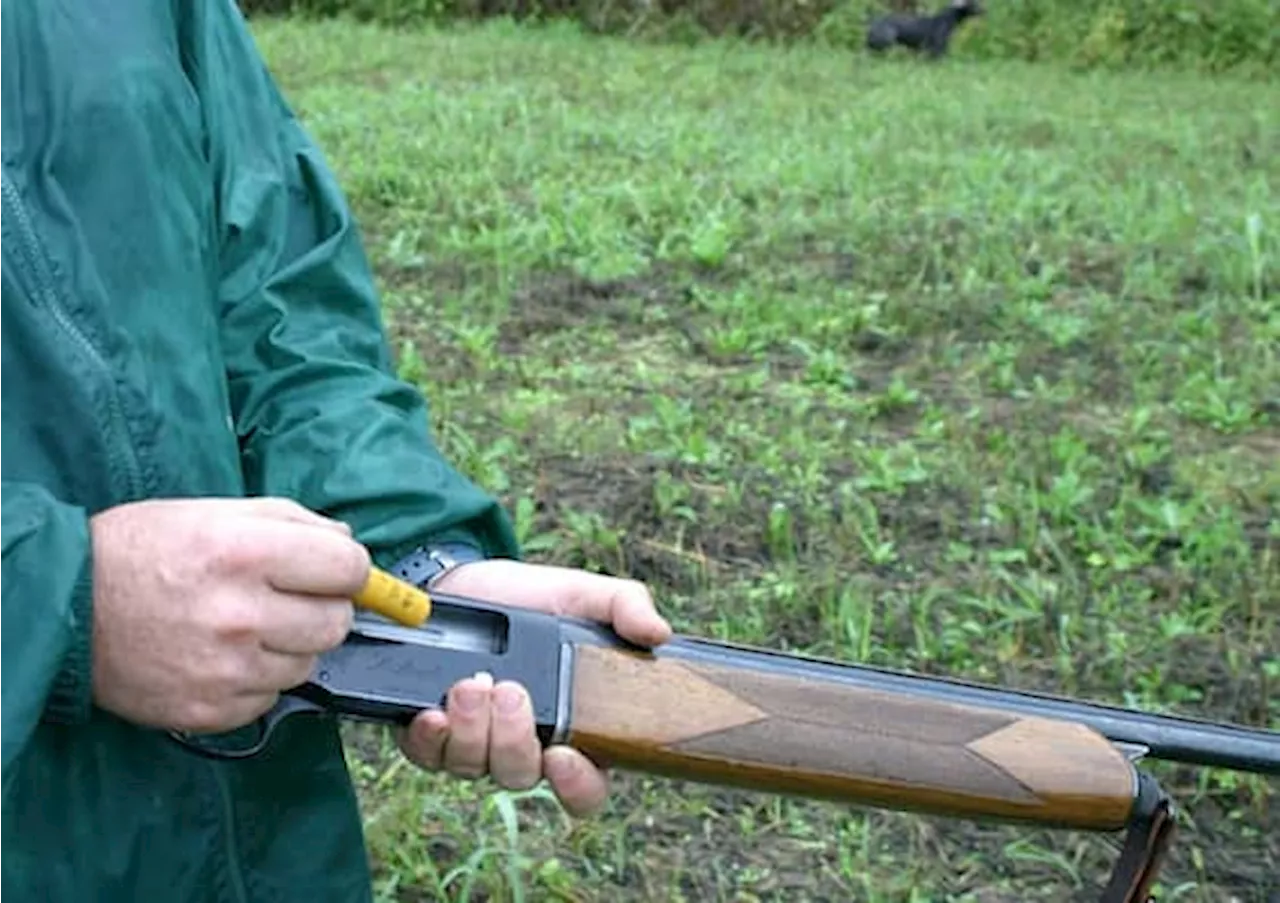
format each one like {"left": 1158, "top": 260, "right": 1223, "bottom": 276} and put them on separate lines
{"left": 566, "top": 645, "right": 1136, "bottom": 830}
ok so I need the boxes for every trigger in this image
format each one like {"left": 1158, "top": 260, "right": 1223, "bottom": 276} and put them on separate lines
{"left": 268, "top": 693, "right": 328, "bottom": 724}
{"left": 167, "top": 693, "right": 328, "bottom": 760}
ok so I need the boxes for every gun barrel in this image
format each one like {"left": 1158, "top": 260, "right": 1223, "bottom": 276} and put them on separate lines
{"left": 893, "top": 679, "right": 1280, "bottom": 776}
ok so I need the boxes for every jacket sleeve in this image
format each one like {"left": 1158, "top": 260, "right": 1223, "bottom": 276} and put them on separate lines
{"left": 195, "top": 1, "right": 519, "bottom": 566}
{"left": 1, "top": 482, "right": 94, "bottom": 782}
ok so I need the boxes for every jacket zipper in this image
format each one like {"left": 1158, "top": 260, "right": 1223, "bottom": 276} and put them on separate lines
{"left": 3, "top": 172, "right": 251, "bottom": 903}
{"left": 0, "top": 174, "right": 145, "bottom": 501}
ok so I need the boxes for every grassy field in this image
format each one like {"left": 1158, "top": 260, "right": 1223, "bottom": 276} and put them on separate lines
{"left": 253, "top": 17, "right": 1278, "bottom": 902}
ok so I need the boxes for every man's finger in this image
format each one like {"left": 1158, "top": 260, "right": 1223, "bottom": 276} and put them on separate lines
{"left": 432, "top": 560, "right": 672, "bottom": 647}
{"left": 487, "top": 682, "right": 542, "bottom": 791}
{"left": 258, "top": 526, "right": 372, "bottom": 598}
{"left": 560, "top": 571, "right": 671, "bottom": 648}
{"left": 239, "top": 647, "right": 320, "bottom": 695}
{"left": 257, "top": 594, "right": 354, "bottom": 655}
{"left": 543, "top": 746, "right": 609, "bottom": 818}
{"left": 441, "top": 673, "right": 494, "bottom": 779}
{"left": 598, "top": 579, "right": 672, "bottom": 648}
{"left": 397, "top": 711, "right": 449, "bottom": 770}
{"left": 509, "top": 566, "right": 671, "bottom": 648}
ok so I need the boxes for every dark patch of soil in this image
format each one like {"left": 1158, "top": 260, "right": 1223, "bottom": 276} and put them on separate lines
{"left": 1157, "top": 633, "right": 1277, "bottom": 727}
{"left": 373, "top": 247, "right": 489, "bottom": 298}
{"left": 784, "top": 233, "right": 861, "bottom": 287}
{"left": 526, "top": 448, "right": 994, "bottom": 592}
{"left": 385, "top": 310, "right": 477, "bottom": 385}
{"left": 525, "top": 452, "right": 785, "bottom": 591}
{"left": 1242, "top": 506, "right": 1279, "bottom": 557}
{"left": 864, "top": 479, "right": 994, "bottom": 563}
{"left": 1060, "top": 245, "right": 1129, "bottom": 295}
{"left": 1014, "top": 333, "right": 1132, "bottom": 404}
{"left": 496, "top": 266, "right": 688, "bottom": 353}
{"left": 496, "top": 246, "right": 925, "bottom": 377}
{"left": 522, "top": 450, "right": 1017, "bottom": 648}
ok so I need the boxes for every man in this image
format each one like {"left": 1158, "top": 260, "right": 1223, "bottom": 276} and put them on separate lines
{"left": 0, "top": 0, "right": 671, "bottom": 899}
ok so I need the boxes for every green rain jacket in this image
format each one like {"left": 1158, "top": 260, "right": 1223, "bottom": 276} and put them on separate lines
{"left": 1, "top": 0, "right": 521, "bottom": 899}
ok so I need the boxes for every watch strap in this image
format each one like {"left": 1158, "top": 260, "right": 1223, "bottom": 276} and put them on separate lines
{"left": 389, "top": 541, "right": 486, "bottom": 590}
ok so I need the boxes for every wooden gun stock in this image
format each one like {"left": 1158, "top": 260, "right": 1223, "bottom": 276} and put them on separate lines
{"left": 566, "top": 644, "right": 1137, "bottom": 831}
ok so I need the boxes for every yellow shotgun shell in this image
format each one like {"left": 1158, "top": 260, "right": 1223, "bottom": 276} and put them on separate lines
{"left": 352, "top": 567, "right": 432, "bottom": 626}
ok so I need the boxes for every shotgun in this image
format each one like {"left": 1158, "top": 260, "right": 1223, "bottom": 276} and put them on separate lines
{"left": 171, "top": 571, "right": 1280, "bottom": 903}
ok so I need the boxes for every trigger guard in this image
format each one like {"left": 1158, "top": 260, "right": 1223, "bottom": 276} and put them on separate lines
{"left": 167, "top": 694, "right": 327, "bottom": 760}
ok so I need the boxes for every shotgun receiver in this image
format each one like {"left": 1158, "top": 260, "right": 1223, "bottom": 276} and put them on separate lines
{"left": 171, "top": 587, "right": 1280, "bottom": 903}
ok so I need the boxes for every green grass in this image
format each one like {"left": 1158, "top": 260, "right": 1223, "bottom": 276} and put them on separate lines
{"left": 254, "top": 17, "right": 1278, "bottom": 902}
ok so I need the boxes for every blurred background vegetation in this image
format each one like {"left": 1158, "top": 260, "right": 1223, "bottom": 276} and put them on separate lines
{"left": 240, "top": 0, "right": 1278, "bottom": 76}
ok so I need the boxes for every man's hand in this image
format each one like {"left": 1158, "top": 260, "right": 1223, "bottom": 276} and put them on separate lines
{"left": 89, "top": 497, "right": 370, "bottom": 733}
{"left": 395, "top": 559, "right": 672, "bottom": 817}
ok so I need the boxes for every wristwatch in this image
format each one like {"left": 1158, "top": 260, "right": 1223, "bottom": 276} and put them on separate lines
{"left": 388, "top": 541, "right": 486, "bottom": 590}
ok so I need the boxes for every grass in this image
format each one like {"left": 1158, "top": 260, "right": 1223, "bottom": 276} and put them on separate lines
{"left": 253, "top": 16, "right": 1278, "bottom": 902}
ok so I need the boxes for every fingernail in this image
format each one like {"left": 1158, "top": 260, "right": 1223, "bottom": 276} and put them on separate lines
{"left": 495, "top": 684, "right": 524, "bottom": 715}
{"left": 454, "top": 684, "right": 485, "bottom": 713}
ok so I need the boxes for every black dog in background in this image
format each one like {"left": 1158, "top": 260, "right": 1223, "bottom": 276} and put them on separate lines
{"left": 866, "top": 0, "right": 984, "bottom": 58}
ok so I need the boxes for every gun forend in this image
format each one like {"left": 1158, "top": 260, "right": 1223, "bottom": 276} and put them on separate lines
{"left": 560, "top": 639, "right": 1134, "bottom": 830}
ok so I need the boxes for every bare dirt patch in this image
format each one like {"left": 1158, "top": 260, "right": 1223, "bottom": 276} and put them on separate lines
{"left": 525, "top": 452, "right": 781, "bottom": 585}
{"left": 496, "top": 267, "right": 688, "bottom": 352}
